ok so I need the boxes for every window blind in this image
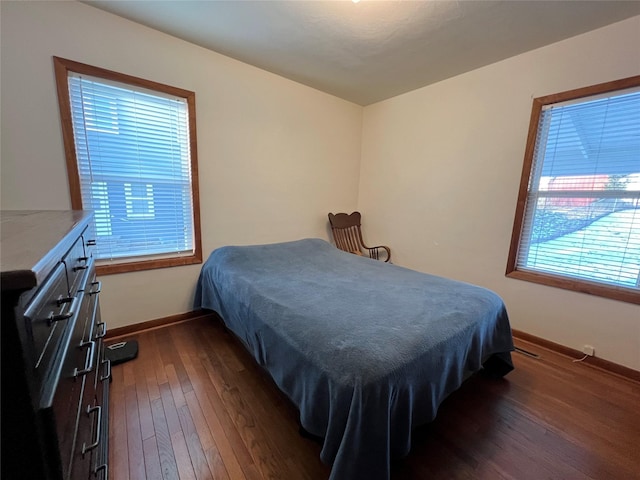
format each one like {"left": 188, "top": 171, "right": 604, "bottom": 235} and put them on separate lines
{"left": 68, "top": 73, "right": 195, "bottom": 262}
{"left": 517, "top": 88, "right": 640, "bottom": 289}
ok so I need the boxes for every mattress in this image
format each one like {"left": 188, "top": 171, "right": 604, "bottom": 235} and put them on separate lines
{"left": 195, "top": 238, "right": 514, "bottom": 479}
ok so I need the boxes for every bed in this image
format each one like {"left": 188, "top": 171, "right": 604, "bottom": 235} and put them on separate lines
{"left": 194, "top": 238, "right": 514, "bottom": 480}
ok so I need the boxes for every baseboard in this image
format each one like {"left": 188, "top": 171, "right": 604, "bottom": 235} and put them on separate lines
{"left": 105, "top": 309, "right": 215, "bottom": 339}
{"left": 512, "top": 328, "right": 640, "bottom": 383}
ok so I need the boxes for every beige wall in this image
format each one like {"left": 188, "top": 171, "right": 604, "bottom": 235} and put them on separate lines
{"left": 0, "top": 1, "right": 362, "bottom": 329}
{"left": 359, "top": 16, "right": 640, "bottom": 370}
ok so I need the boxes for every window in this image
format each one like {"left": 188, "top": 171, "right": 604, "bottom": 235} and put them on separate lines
{"left": 54, "top": 57, "right": 202, "bottom": 275}
{"left": 507, "top": 76, "right": 640, "bottom": 305}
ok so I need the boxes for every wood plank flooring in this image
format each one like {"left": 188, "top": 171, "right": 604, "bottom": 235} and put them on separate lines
{"left": 108, "top": 316, "right": 640, "bottom": 479}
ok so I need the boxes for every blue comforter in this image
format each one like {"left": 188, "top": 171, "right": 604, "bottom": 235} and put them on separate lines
{"left": 195, "top": 238, "right": 514, "bottom": 480}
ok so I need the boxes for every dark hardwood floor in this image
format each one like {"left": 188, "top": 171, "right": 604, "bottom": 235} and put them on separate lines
{"left": 108, "top": 316, "right": 640, "bottom": 480}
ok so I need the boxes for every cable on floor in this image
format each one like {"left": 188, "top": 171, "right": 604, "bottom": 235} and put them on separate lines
{"left": 572, "top": 354, "right": 589, "bottom": 363}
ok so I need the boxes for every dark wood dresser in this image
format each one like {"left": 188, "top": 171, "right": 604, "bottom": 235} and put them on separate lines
{"left": 1, "top": 210, "right": 110, "bottom": 480}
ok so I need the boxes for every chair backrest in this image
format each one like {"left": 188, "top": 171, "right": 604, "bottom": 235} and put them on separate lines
{"left": 328, "top": 212, "right": 365, "bottom": 255}
{"left": 328, "top": 212, "right": 391, "bottom": 262}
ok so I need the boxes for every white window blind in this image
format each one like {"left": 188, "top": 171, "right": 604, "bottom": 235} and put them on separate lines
{"left": 67, "top": 73, "right": 195, "bottom": 262}
{"left": 517, "top": 88, "right": 640, "bottom": 289}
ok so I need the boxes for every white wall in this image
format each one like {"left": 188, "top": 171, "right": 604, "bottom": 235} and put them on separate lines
{"left": 359, "top": 16, "right": 640, "bottom": 370}
{"left": 1, "top": 1, "right": 362, "bottom": 329}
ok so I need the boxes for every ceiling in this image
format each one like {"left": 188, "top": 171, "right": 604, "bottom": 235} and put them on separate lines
{"left": 85, "top": 1, "right": 640, "bottom": 106}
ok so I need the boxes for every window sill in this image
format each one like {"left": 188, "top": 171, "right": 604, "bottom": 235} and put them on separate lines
{"left": 506, "top": 269, "right": 640, "bottom": 305}
{"left": 96, "top": 253, "right": 202, "bottom": 275}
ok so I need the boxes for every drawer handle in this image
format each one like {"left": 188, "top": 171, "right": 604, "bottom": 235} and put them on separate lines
{"left": 86, "top": 239, "right": 97, "bottom": 246}
{"left": 56, "top": 295, "right": 74, "bottom": 306}
{"left": 74, "top": 264, "right": 89, "bottom": 272}
{"left": 94, "top": 463, "right": 108, "bottom": 480}
{"left": 100, "top": 358, "right": 111, "bottom": 382}
{"left": 95, "top": 320, "right": 107, "bottom": 339}
{"left": 89, "top": 281, "right": 102, "bottom": 296}
{"left": 47, "top": 310, "right": 72, "bottom": 324}
{"left": 82, "top": 404, "right": 102, "bottom": 455}
{"left": 74, "top": 340, "right": 96, "bottom": 377}
{"left": 47, "top": 295, "right": 80, "bottom": 326}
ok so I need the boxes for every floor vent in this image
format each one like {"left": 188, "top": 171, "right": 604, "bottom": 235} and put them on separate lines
{"left": 514, "top": 346, "right": 540, "bottom": 359}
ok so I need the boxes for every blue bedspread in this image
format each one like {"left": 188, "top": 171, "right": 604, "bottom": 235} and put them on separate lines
{"left": 195, "top": 238, "right": 514, "bottom": 480}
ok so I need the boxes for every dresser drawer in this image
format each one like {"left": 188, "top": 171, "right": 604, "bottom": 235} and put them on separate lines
{"left": 84, "top": 235, "right": 97, "bottom": 260}
{"left": 24, "top": 263, "right": 74, "bottom": 371}
{"left": 63, "top": 235, "right": 89, "bottom": 295}
{"left": 72, "top": 317, "right": 104, "bottom": 480}
{"left": 89, "top": 299, "right": 108, "bottom": 393}
{"left": 86, "top": 294, "right": 110, "bottom": 480}
{"left": 42, "top": 283, "right": 97, "bottom": 480}
{"left": 70, "top": 378, "right": 98, "bottom": 480}
{"left": 91, "top": 374, "right": 110, "bottom": 480}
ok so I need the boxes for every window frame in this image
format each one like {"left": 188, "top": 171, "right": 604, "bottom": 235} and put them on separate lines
{"left": 54, "top": 56, "right": 202, "bottom": 275}
{"left": 506, "top": 75, "right": 640, "bottom": 305}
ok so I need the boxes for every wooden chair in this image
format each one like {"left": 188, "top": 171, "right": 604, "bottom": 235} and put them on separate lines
{"left": 328, "top": 211, "right": 391, "bottom": 262}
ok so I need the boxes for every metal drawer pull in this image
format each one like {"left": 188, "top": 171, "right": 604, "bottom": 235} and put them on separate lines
{"left": 48, "top": 310, "right": 72, "bottom": 324}
{"left": 94, "top": 463, "right": 108, "bottom": 480}
{"left": 95, "top": 320, "right": 107, "bottom": 339}
{"left": 86, "top": 239, "right": 97, "bottom": 246}
{"left": 82, "top": 404, "right": 102, "bottom": 455}
{"left": 74, "top": 264, "right": 89, "bottom": 272}
{"left": 89, "top": 281, "right": 102, "bottom": 296}
{"left": 48, "top": 295, "right": 80, "bottom": 325}
{"left": 100, "top": 358, "right": 111, "bottom": 382}
{"left": 56, "top": 295, "right": 74, "bottom": 306}
{"left": 74, "top": 340, "right": 96, "bottom": 377}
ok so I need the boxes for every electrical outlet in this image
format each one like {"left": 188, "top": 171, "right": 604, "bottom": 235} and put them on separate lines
{"left": 582, "top": 345, "right": 595, "bottom": 356}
